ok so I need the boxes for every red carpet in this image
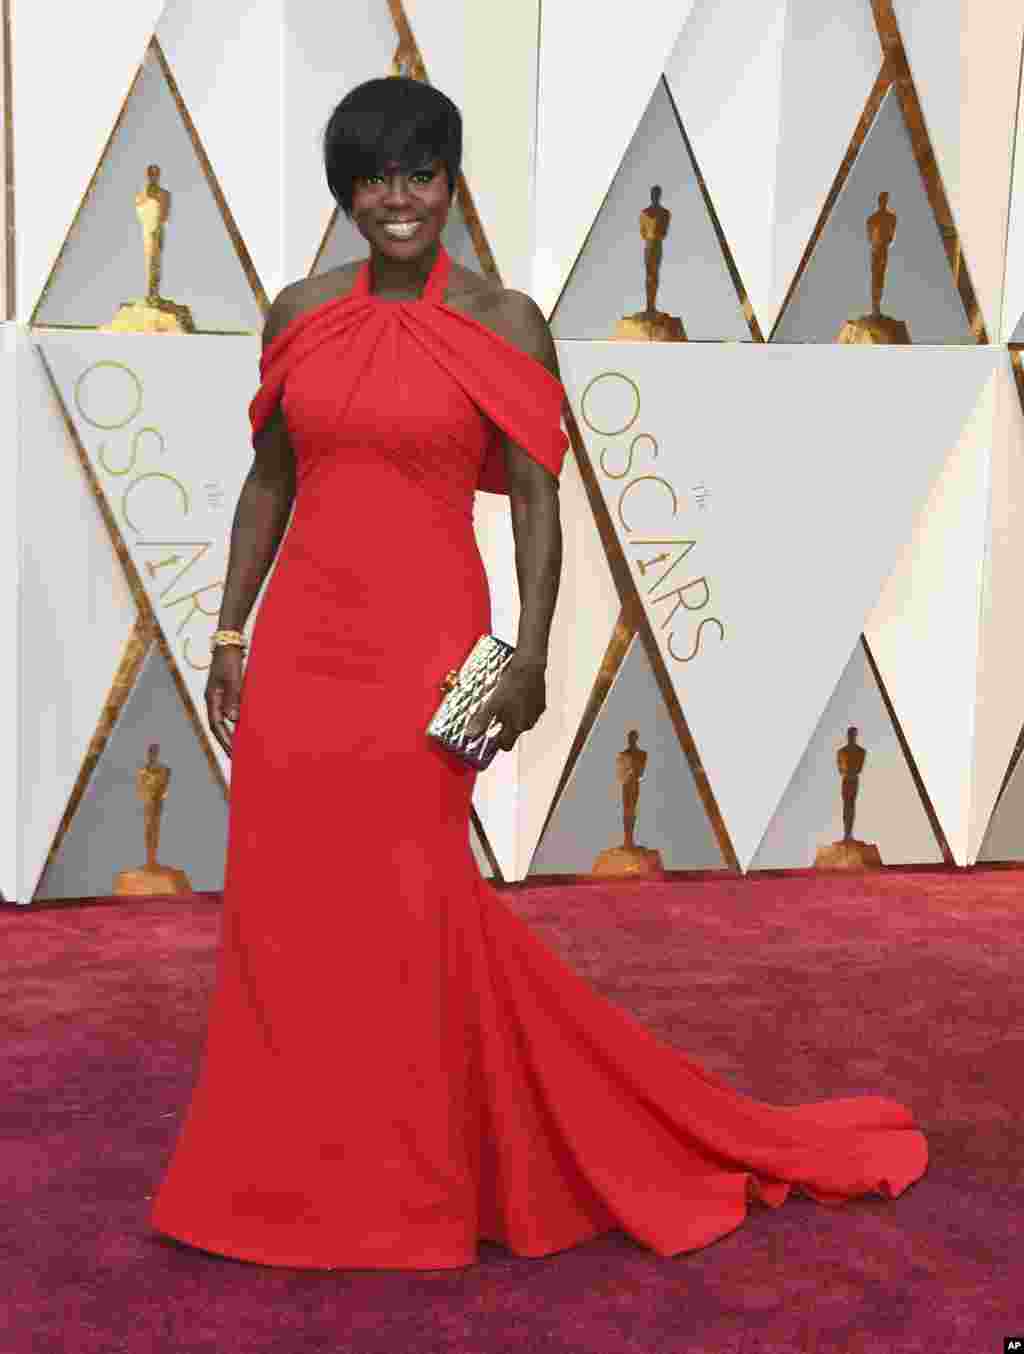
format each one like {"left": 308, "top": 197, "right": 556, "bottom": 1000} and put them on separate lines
{"left": 2, "top": 868, "right": 1021, "bottom": 1353}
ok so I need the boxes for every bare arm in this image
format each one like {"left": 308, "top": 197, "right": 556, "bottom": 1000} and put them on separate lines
{"left": 206, "top": 287, "right": 302, "bottom": 755}
{"left": 499, "top": 290, "right": 564, "bottom": 667}
{"left": 215, "top": 289, "right": 302, "bottom": 634}
{"left": 464, "top": 291, "right": 564, "bottom": 751}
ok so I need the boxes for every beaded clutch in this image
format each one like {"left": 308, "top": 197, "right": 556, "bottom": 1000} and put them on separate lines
{"left": 426, "top": 633, "right": 517, "bottom": 770}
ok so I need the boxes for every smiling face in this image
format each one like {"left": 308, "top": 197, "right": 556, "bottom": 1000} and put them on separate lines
{"left": 350, "top": 156, "right": 451, "bottom": 262}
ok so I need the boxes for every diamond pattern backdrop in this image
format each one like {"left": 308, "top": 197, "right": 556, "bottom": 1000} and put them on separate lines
{"left": 5, "top": 0, "right": 1024, "bottom": 901}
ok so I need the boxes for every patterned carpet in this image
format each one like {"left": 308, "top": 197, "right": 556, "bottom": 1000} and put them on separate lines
{"left": 2, "top": 868, "right": 1021, "bottom": 1354}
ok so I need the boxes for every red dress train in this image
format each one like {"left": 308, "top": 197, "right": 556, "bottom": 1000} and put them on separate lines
{"left": 149, "top": 244, "right": 927, "bottom": 1270}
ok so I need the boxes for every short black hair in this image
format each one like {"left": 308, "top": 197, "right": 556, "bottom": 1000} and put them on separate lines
{"left": 322, "top": 76, "right": 462, "bottom": 217}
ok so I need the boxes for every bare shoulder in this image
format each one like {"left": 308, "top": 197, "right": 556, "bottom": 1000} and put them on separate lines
{"left": 262, "top": 262, "right": 363, "bottom": 347}
{"left": 448, "top": 264, "right": 558, "bottom": 375}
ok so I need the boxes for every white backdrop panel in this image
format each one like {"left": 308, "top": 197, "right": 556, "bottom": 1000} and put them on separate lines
{"left": 11, "top": 0, "right": 166, "bottom": 320}
{"left": 404, "top": 0, "right": 541, "bottom": 293}
{"left": 665, "top": 0, "right": 786, "bottom": 339}
{"left": 750, "top": 640, "right": 942, "bottom": 869}
{"left": 892, "top": 0, "right": 1023, "bottom": 341}
{"left": 36, "top": 332, "right": 263, "bottom": 787}
{"left": 557, "top": 341, "right": 997, "bottom": 870}
{"left": 864, "top": 357, "right": 997, "bottom": 864}
{"left": 533, "top": 0, "right": 696, "bottom": 317}
{"left": 666, "top": 0, "right": 879, "bottom": 337}
{"left": 281, "top": 3, "right": 397, "bottom": 284}
{"left": 0, "top": 328, "right": 18, "bottom": 898}
{"left": 1001, "top": 53, "right": 1024, "bottom": 342}
{"left": 157, "top": 0, "right": 284, "bottom": 305}
{"left": 16, "top": 335, "right": 138, "bottom": 904}
{"left": 970, "top": 357, "right": 1024, "bottom": 860}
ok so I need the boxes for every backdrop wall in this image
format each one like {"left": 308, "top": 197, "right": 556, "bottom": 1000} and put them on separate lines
{"left": 4, "top": 1, "right": 1024, "bottom": 902}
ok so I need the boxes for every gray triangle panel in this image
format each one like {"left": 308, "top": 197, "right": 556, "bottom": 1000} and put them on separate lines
{"left": 528, "top": 634, "right": 726, "bottom": 876}
{"left": 34, "top": 645, "right": 228, "bottom": 900}
{"left": 551, "top": 77, "right": 748, "bottom": 342}
{"left": 750, "top": 640, "right": 942, "bottom": 869}
{"left": 773, "top": 88, "right": 971, "bottom": 344}
{"left": 34, "top": 48, "right": 261, "bottom": 332}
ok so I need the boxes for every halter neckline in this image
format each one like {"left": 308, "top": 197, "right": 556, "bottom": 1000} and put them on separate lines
{"left": 352, "top": 242, "right": 451, "bottom": 305}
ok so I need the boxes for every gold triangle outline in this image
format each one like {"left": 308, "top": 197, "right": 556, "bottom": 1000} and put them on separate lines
{"left": 547, "top": 76, "right": 763, "bottom": 338}
{"left": 34, "top": 615, "right": 155, "bottom": 898}
{"left": 771, "top": 1, "right": 986, "bottom": 342}
{"left": 30, "top": 33, "right": 269, "bottom": 328}
{"left": 34, "top": 344, "right": 229, "bottom": 814}
{"left": 310, "top": 1, "right": 499, "bottom": 284}
{"left": 662, "top": 77, "right": 763, "bottom": 342}
{"left": 561, "top": 404, "right": 740, "bottom": 872}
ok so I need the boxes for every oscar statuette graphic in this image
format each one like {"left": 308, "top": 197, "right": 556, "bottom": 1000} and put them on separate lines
{"left": 813, "top": 727, "right": 883, "bottom": 870}
{"left": 113, "top": 743, "right": 193, "bottom": 896}
{"left": 100, "top": 165, "right": 196, "bottom": 334}
{"left": 614, "top": 186, "right": 687, "bottom": 342}
{"left": 836, "top": 191, "right": 911, "bottom": 345}
{"left": 592, "top": 730, "right": 665, "bottom": 877}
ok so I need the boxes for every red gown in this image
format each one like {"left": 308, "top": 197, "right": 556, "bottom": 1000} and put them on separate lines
{"left": 149, "top": 244, "right": 927, "bottom": 1271}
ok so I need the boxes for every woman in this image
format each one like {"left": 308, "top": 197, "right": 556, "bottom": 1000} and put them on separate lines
{"left": 150, "top": 77, "right": 927, "bottom": 1272}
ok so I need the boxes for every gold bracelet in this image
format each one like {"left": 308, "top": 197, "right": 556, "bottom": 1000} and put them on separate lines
{"left": 211, "top": 629, "right": 247, "bottom": 650}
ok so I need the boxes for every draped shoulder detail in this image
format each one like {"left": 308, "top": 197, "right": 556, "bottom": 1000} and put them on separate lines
{"left": 248, "top": 290, "right": 377, "bottom": 443}
{"left": 247, "top": 244, "right": 569, "bottom": 497}
{"left": 399, "top": 304, "right": 569, "bottom": 495}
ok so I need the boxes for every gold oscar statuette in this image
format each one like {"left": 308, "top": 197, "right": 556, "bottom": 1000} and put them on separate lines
{"left": 614, "top": 186, "right": 687, "bottom": 342}
{"left": 100, "top": 165, "right": 196, "bottom": 334}
{"left": 813, "top": 727, "right": 883, "bottom": 870}
{"left": 113, "top": 743, "right": 193, "bottom": 896}
{"left": 592, "top": 730, "right": 665, "bottom": 877}
{"left": 836, "top": 191, "right": 911, "bottom": 345}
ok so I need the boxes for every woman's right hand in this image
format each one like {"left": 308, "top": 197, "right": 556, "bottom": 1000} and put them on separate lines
{"left": 206, "top": 645, "right": 245, "bottom": 758}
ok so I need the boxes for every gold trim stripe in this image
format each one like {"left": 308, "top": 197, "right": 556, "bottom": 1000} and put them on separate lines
{"left": 29, "top": 62, "right": 145, "bottom": 325}
{"left": 36, "top": 615, "right": 154, "bottom": 892}
{"left": 151, "top": 35, "right": 269, "bottom": 316}
{"left": 770, "top": 61, "right": 890, "bottom": 340}
{"left": 662, "top": 77, "right": 763, "bottom": 341}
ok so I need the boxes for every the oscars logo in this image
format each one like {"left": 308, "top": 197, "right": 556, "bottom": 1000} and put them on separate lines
{"left": 101, "top": 165, "right": 195, "bottom": 334}
{"left": 113, "top": 743, "right": 193, "bottom": 896}
{"left": 592, "top": 730, "right": 665, "bottom": 877}
{"left": 837, "top": 191, "right": 910, "bottom": 345}
{"left": 813, "top": 727, "right": 883, "bottom": 870}
{"left": 614, "top": 187, "right": 687, "bottom": 342}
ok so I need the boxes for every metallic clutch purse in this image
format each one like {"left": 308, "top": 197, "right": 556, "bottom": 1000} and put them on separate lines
{"left": 426, "top": 633, "right": 516, "bottom": 770}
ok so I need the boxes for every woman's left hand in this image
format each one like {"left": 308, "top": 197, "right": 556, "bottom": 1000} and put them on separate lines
{"left": 463, "top": 655, "right": 547, "bottom": 753}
